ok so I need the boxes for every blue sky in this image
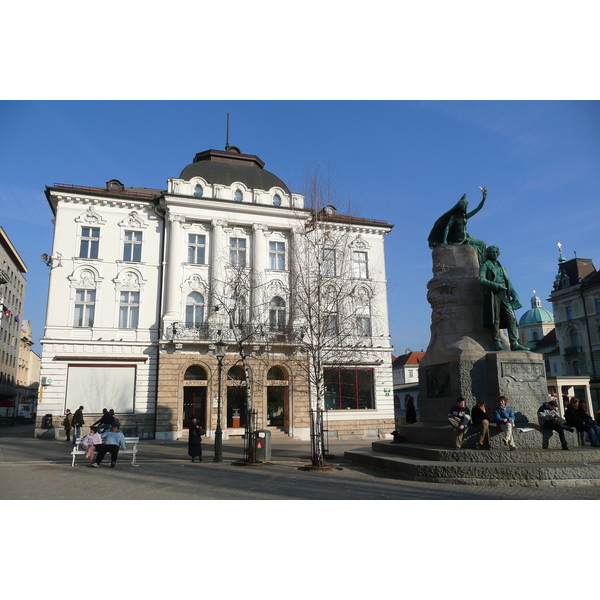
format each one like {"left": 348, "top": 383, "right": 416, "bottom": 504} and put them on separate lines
{"left": 1, "top": 100, "right": 599, "bottom": 354}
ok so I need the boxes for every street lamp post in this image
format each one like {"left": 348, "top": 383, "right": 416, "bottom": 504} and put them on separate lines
{"left": 214, "top": 341, "right": 227, "bottom": 463}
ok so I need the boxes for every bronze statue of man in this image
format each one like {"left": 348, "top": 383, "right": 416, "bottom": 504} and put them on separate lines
{"left": 478, "top": 245, "right": 529, "bottom": 352}
{"left": 428, "top": 187, "right": 488, "bottom": 263}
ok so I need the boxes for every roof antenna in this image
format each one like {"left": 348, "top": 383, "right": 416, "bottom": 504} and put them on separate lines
{"left": 225, "top": 114, "right": 230, "bottom": 151}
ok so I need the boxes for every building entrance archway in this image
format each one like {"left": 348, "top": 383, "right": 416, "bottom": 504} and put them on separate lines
{"left": 183, "top": 365, "right": 208, "bottom": 429}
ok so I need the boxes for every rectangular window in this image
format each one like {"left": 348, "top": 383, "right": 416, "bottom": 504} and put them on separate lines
{"left": 269, "top": 241, "right": 285, "bottom": 270}
{"left": 596, "top": 298, "right": 600, "bottom": 314}
{"left": 188, "top": 234, "right": 206, "bottom": 264}
{"left": 230, "top": 238, "right": 246, "bottom": 267}
{"left": 352, "top": 251, "right": 368, "bottom": 278}
{"left": 566, "top": 305, "right": 573, "bottom": 320}
{"left": 79, "top": 227, "right": 100, "bottom": 259}
{"left": 356, "top": 316, "right": 372, "bottom": 336}
{"left": 74, "top": 289, "right": 95, "bottom": 327}
{"left": 119, "top": 291, "right": 139, "bottom": 328}
{"left": 324, "top": 368, "right": 375, "bottom": 410}
{"left": 322, "top": 248, "right": 336, "bottom": 277}
{"left": 323, "top": 314, "right": 339, "bottom": 337}
{"left": 123, "top": 231, "right": 142, "bottom": 262}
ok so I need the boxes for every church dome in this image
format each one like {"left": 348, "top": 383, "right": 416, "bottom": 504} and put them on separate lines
{"left": 518, "top": 293, "right": 554, "bottom": 326}
{"left": 179, "top": 148, "right": 290, "bottom": 194}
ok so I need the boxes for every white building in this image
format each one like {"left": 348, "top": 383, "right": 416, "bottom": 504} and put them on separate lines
{"left": 38, "top": 146, "right": 395, "bottom": 440}
{"left": 549, "top": 247, "right": 600, "bottom": 412}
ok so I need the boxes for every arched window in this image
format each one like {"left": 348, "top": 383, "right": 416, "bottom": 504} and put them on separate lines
{"left": 573, "top": 360, "right": 581, "bottom": 376}
{"left": 269, "top": 296, "right": 286, "bottom": 330}
{"left": 569, "top": 327, "right": 579, "bottom": 348}
{"left": 273, "top": 194, "right": 282, "bottom": 206}
{"left": 532, "top": 330, "right": 539, "bottom": 341}
{"left": 234, "top": 189, "right": 243, "bottom": 202}
{"left": 194, "top": 184, "right": 203, "bottom": 197}
{"left": 267, "top": 366, "right": 288, "bottom": 380}
{"left": 184, "top": 365, "right": 207, "bottom": 380}
{"left": 185, "top": 292, "right": 204, "bottom": 328}
{"left": 228, "top": 365, "right": 245, "bottom": 381}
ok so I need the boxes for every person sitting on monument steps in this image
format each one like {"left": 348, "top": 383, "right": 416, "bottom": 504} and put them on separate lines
{"left": 448, "top": 397, "right": 471, "bottom": 448}
{"left": 576, "top": 400, "right": 600, "bottom": 444}
{"left": 494, "top": 396, "right": 517, "bottom": 450}
{"left": 478, "top": 245, "right": 529, "bottom": 352}
{"left": 471, "top": 400, "right": 492, "bottom": 450}
{"left": 565, "top": 398, "right": 600, "bottom": 447}
{"left": 537, "top": 400, "right": 574, "bottom": 450}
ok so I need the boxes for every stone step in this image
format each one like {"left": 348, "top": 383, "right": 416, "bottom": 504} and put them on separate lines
{"left": 344, "top": 442, "right": 600, "bottom": 487}
{"left": 266, "top": 426, "right": 289, "bottom": 438}
{"left": 371, "top": 441, "right": 600, "bottom": 464}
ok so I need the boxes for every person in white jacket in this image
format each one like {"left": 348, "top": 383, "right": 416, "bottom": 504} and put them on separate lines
{"left": 81, "top": 426, "right": 102, "bottom": 465}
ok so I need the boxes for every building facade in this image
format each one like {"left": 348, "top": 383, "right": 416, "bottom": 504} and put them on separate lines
{"left": 0, "top": 227, "right": 27, "bottom": 416}
{"left": 39, "top": 147, "right": 395, "bottom": 441}
{"left": 549, "top": 248, "right": 600, "bottom": 411}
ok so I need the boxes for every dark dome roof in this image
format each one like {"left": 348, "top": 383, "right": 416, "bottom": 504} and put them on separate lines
{"left": 179, "top": 149, "right": 290, "bottom": 194}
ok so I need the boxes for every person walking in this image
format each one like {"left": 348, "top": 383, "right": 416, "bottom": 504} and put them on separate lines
{"left": 72, "top": 406, "right": 85, "bottom": 444}
{"left": 494, "top": 396, "right": 517, "bottom": 450}
{"left": 63, "top": 409, "right": 74, "bottom": 442}
{"left": 188, "top": 417, "right": 206, "bottom": 462}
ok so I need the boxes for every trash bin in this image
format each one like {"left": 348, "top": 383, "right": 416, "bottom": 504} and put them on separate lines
{"left": 41, "top": 414, "right": 53, "bottom": 429}
{"left": 254, "top": 429, "right": 272, "bottom": 461}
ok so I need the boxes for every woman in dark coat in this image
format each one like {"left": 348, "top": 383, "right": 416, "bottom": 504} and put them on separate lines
{"left": 405, "top": 395, "right": 417, "bottom": 424}
{"left": 471, "top": 400, "right": 492, "bottom": 450}
{"left": 566, "top": 398, "right": 600, "bottom": 447}
{"left": 188, "top": 417, "right": 206, "bottom": 462}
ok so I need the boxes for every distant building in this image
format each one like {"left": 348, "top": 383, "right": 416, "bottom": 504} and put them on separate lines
{"left": 518, "top": 292, "right": 554, "bottom": 349}
{"left": 15, "top": 320, "right": 40, "bottom": 421}
{"left": 549, "top": 245, "right": 600, "bottom": 412}
{"left": 392, "top": 350, "right": 424, "bottom": 426}
{"left": 0, "top": 227, "right": 27, "bottom": 417}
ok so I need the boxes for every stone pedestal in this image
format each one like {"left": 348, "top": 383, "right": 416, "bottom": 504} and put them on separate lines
{"left": 399, "top": 244, "right": 555, "bottom": 449}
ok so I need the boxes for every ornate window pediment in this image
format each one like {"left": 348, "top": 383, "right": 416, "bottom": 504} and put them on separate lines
{"left": 118, "top": 211, "right": 148, "bottom": 229}
{"left": 75, "top": 206, "right": 106, "bottom": 225}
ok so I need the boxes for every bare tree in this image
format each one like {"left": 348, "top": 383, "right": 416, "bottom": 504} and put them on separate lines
{"left": 290, "top": 168, "right": 378, "bottom": 466}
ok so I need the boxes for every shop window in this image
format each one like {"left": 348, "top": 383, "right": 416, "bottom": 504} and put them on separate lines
{"left": 324, "top": 368, "right": 374, "bottom": 410}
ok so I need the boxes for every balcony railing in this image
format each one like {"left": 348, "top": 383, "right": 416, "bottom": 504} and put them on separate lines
{"left": 0, "top": 267, "right": 9, "bottom": 285}
{"left": 563, "top": 346, "right": 583, "bottom": 356}
{"left": 164, "top": 323, "right": 296, "bottom": 344}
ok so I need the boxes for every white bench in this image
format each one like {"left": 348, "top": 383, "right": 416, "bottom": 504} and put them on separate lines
{"left": 71, "top": 437, "right": 140, "bottom": 467}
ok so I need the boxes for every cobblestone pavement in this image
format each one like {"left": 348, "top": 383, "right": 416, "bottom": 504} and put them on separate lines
{"left": 2, "top": 424, "right": 600, "bottom": 500}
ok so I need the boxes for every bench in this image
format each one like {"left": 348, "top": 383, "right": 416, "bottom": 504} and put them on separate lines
{"left": 71, "top": 437, "right": 140, "bottom": 467}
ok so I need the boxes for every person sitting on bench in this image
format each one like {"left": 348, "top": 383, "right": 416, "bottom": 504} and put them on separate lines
{"left": 92, "top": 424, "right": 127, "bottom": 468}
